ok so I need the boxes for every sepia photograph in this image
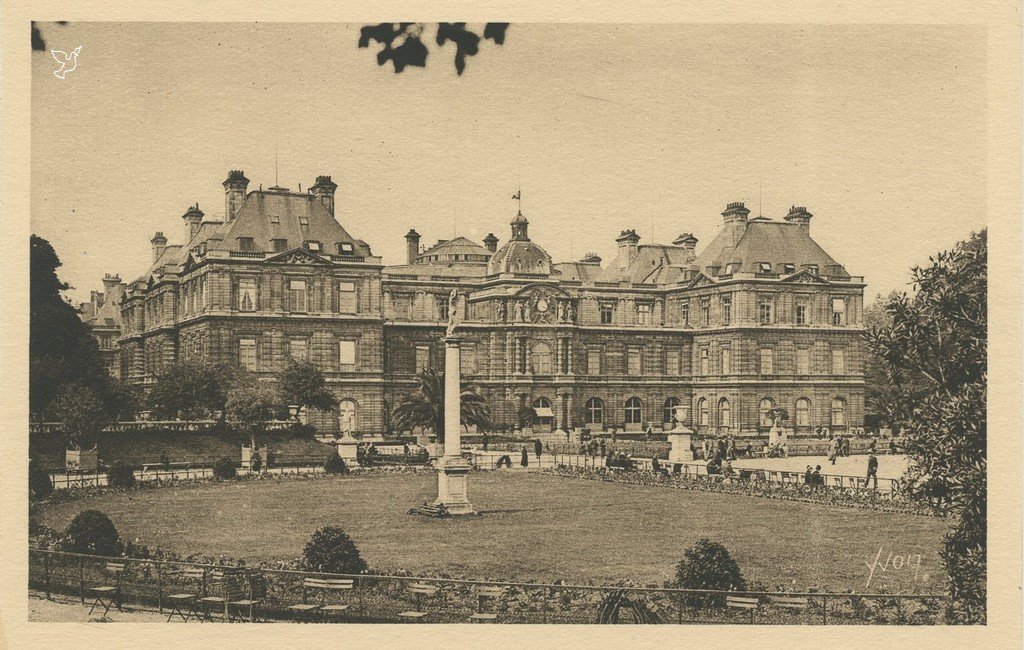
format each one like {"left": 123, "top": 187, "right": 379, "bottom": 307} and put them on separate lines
{"left": 3, "top": 5, "right": 1022, "bottom": 647}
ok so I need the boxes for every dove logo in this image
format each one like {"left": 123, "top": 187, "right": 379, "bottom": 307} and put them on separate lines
{"left": 52, "top": 45, "right": 83, "bottom": 79}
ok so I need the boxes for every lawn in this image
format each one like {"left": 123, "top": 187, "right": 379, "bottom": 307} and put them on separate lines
{"left": 36, "top": 471, "right": 950, "bottom": 592}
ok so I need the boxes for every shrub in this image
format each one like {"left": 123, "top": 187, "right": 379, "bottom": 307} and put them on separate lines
{"left": 213, "top": 456, "right": 237, "bottom": 479}
{"left": 303, "top": 526, "right": 368, "bottom": 575}
{"left": 29, "top": 458, "right": 53, "bottom": 500}
{"left": 67, "top": 509, "right": 121, "bottom": 556}
{"left": 324, "top": 453, "right": 349, "bottom": 475}
{"left": 106, "top": 461, "right": 136, "bottom": 488}
{"left": 674, "top": 538, "right": 746, "bottom": 609}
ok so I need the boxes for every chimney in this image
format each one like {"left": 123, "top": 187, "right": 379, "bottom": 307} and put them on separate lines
{"left": 310, "top": 175, "right": 338, "bottom": 217}
{"left": 90, "top": 290, "right": 104, "bottom": 311}
{"left": 223, "top": 170, "right": 249, "bottom": 223}
{"left": 673, "top": 233, "right": 699, "bottom": 261}
{"left": 580, "top": 252, "right": 602, "bottom": 265}
{"left": 784, "top": 205, "right": 813, "bottom": 233}
{"left": 102, "top": 274, "right": 124, "bottom": 305}
{"left": 150, "top": 231, "right": 167, "bottom": 263}
{"left": 483, "top": 233, "right": 499, "bottom": 253}
{"left": 182, "top": 203, "right": 205, "bottom": 242}
{"left": 615, "top": 229, "right": 641, "bottom": 270}
{"left": 722, "top": 202, "right": 750, "bottom": 247}
{"left": 405, "top": 229, "right": 421, "bottom": 264}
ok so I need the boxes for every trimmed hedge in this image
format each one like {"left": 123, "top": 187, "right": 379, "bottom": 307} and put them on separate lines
{"left": 106, "top": 461, "right": 137, "bottom": 488}
{"left": 67, "top": 509, "right": 121, "bottom": 556}
{"left": 213, "top": 456, "right": 238, "bottom": 479}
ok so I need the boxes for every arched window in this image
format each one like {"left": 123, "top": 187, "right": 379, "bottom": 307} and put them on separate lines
{"left": 663, "top": 397, "right": 681, "bottom": 424}
{"left": 532, "top": 396, "right": 551, "bottom": 409}
{"left": 584, "top": 397, "right": 604, "bottom": 424}
{"left": 758, "top": 398, "right": 775, "bottom": 428}
{"left": 339, "top": 399, "right": 358, "bottom": 433}
{"left": 795, "top": 398, "right": 811, "bottom": 427}
{"left": 530, "top": 342, "right": 552, "bottom": 374}
{"left": 831, "top": 397, "right": 847, "bottom": 427}
{"left": 697, "top": 398, "right": 709, "bottom": 426}
{"left": 718, "top": 398, "right": 731, "bottom": 429}
{"left": 624, "top": 397, "right": 643, "bottom": 425}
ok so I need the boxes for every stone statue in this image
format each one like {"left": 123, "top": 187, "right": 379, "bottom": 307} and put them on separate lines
{"left": 446, "top": 289, "right": 462, "bottom": 337}
{"left": 496, "top": 300, "right": 507, "bottom": 322}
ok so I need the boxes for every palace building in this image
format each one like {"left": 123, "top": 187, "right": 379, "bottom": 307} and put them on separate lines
{"left": 108, "top": 170, "right": 865, "bottom": 436}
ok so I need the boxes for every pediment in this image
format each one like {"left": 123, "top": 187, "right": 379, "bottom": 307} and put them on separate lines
{"left": 781, "top": 270, "right": 830, "bottom": 285}
{"left": 687, "top": 272, "right": 716, "bottom": 288}
{"left": 265, "top": 248, "right": 332, "bottom": 266}
{"left": 513, "top": 282, "right": 570, "bottom": 298}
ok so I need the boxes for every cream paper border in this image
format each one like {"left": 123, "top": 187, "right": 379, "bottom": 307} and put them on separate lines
{"left": 1, "top": 2, "right": 1020, "bottom": 648}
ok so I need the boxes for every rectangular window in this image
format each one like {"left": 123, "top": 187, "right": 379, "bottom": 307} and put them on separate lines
{"left": 722, "top": 295, "right": 732, "bottom": 325}
{"left": 288, "top": 279, "right": 307, "bottom": 312}
{"left": 461, "top": 343, "right": 476, "bottom": 374}
{"left": 270, "top": 215, "right": 280, "bottom": 224}
{"left": 271, "top": 238, "right": 288, "bottom": 252}
{"left": 721, "top": 347, "right": 731, "bottom": 375}
{"left": 782, "top": 263, "right": 796, "bottom": 274}
{"left": 299, "top": 216, "right": 309, "bottom": 226}
{"left": 758, "top": 295, "right": 774, "bottom": 324}
{"left": 758, "top": 261, "right": 772, "bottom": 273}
{"left": 238, "top": 237, "right": 255, "bottom": 252}
{"left": 832, "top": 348, "right": 845, "bottom": 375}
{"left": 636, "top": 303, "right": 651, "bottom": 326}
{"left": 680, "top": 301, "right": 690, "bottom": 327}
{"left": 339, "top": 340, "right": 356, "bottom": 369}
{"left": 338, "top": 281, "right": 357, "bottom": 313}
{"left": 831, "top": 297, "right": 847, "bottom": 325}
{"left": 415, "top": 345, "right": 430, "bottom": 372}
{"left": 759, "top": 348, "right": 774, "bottom": 375}
{"left": 807, "top": 264, "right": 819, "bottom": 275}
{"left": 237, "top": 278, "right": 257, "bottom": 312}
{"left": 699, "top": 348, "right": 710, "bottom": 376}
{"left": 289, "top": 338, "right": 308, "bottom": 362}
{"left": 795, "top": 301, "right": 808, "bottom": 325}
{"left": 666, "top": 348, "right": 680, "bottom": 375}
{"left": 338, "top": 242, "right": 355, "bottom": 255}
{"left": 627, "top": 347, "right": 642, "bottom": 375}
{"left": 306, "top": 241, "right": 322, "bottom": 252}
{"left": 587, "top": 348, "right": 601, "bottom": 375}
{"left": 437, "top": 296, "right": 449, "bottom": 322}
{"left": 394, "top": 294, "right": 412, "bottom": 320}
{"left": 700, "top": 299, "right": 711, "bottom": 326}
{"left": 599, "top": 302, "right": 614, "bottom": 325}
{"left": 796, "top": 348, "right": 810, "bottom": 375}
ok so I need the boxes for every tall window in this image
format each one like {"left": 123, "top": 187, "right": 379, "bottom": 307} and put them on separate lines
{"left": 721, "top": 295, "right": 732, "bottom": 325}
{"left": 718, "top": 398, "right": 731, "bottom": 429}
{"left": 394, "top": 294, "right": 412, "bottom": 320}
{"left": 720, "top": 347, "right": 731, "bottom": 375}
{"left": 531, "top": 342, "right": 552, "bottom": 374}
{"left": 758, "top": 397, "right": 775, "bottom": 428}
{"left": 699, "top": 348, "right": 710, "bottom": 375}
{"left": 585, "top": 397, "right": 604, "bottom": 424}
{"left": 831, "top": 297, "right": 847, "bottom": 325}
{"left": 759, "top": 347, "right": 774, "bottom": 375}
{"left": 666, "top": 347, "right": 680, "bottom": 375}
{"left": 437, "top": 295, "right": 449, "bottom": 321}
{"left": 831, "top": 348, "right": 845, "bottom": 375}
{"left": 587, "top": 348, "right": 601, "bottom": 375}
{"left": 758, "top": 295, "right": 774, "bottom": 324}
{"left": 339, "top": 340, "right": 356, "bottom": 370}
{"left": 795, "top": 301, "right": 808, "bottom": 325}
{"left": 599, "top": 302, "right": 614, "bottom": 324}
{"left": 415, "top": 345, "right": 430, "bottom": 372}
{"left": 461, "top": 343, "right": 476, "bottom": 374}
{"left": 796, "top": 348, "right": 811, "bottom": 375}
{"left": 624, "top": 397, "right": 643, "bottom": 425}
{"left": 680, "top": 300, "right": 690, "bottom": 327}
{"left": 795, "top": 398, "right": 811, "bottom": 427}
{"left": 338, "top": 281, "right": 357, "bottom": 313}
{"left": 698, "top": 398, "right": 709, "bottom": 426}
{"left": 627, "top": 347, "right": 642, "bottom": 375}
{"left": 288, "top": 338, "right": 308, "bottom": 362}
{"left": 700, "top": 299, "right": 711, "bottom": 326}
{"left": 238, "top": 338, "right": 257, "bottom": 370}
{"left": 636, "top": 303, "right": 652, "bottom": 326}
{"left": 663, "top": 397, "right": 681, "bottom": 424}
{"left": 237, "top": 278, "right": 257, "bottom": 311}
{"left": 831, "top": 398, "right": 847, "bottom": 427}
{"left": 289, "top": 279, "right": 307, "bottom": 312}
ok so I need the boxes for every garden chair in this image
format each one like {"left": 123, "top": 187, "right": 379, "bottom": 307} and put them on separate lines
{"left": 227, "top": 569, "right": 265, "bottom": 622}
{"left": 165, "top": 566, "right": 206, "bottom": 622}
{"left": 287, "top": 576, "right": 355, "bottom": 622}
{"left": 87, "top": 562, "right": 126, "bottom": 616}
{"left": 398, "top": 582, "right": 439, "bottom": 622}
{"left": 725, "top": 595, "right": 759, "bottom": 624}
{"left": 199, "top": 567, "right": 245, "bottom": 621}
{"left": 468, "top": 585, "right": 504, "bottom": 622}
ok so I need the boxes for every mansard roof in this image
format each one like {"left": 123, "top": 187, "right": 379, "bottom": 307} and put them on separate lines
{"left": 692, "top": 220, "right": 848, "bottom": 278}
{"left": 599, "top": 245, "right": 695, "bottom": 285}
{"left": 416, "top": 236, "right": 490, "bottom": 262}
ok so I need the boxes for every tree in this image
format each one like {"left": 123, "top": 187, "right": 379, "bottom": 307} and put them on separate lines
{"left": 147, "top": 361, "right": 240, "bottom": 420}
{"left": 303, "top": 526, "right": 368, "bottom": 575}
{"left": 50, "top": 384, "right": 110, "bottom": 451}
{"left": 868, "top": 230, "right": 986, "bottom": 623}
{"left": 28, "top": 458, "right": 54, "bottom": 500}
{"left": 674, "top": 538, "right": 746, "bottom": 609}
{"left": 226, "top": 379, "right": 282, "bottom": 452}
{"left": 863, "top": 290, "right": 926, "bottom": 431}
{"left": 29, "top": 235, "right": 108, "bottom": 418}
{"left": 67, "top": 510, "right": 121, "bottom": 556}
{"left": 359, "top": 23, "right": 509, "bottom": 75}
{"left": 279, "top": 360, "right": 338, "bottom": 425}
{"left": 390, "top": 369, "right": 491, "bottom": 443}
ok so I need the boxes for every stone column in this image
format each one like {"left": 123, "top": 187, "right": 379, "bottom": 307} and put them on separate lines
{"left": 443, "top": 338, "right": 462, "bottom": 458}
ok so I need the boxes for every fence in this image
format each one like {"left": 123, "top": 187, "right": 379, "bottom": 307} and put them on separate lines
{"left": 28, "top": 549, "right": 946, "bottom": 624}
{"left": 48, "top": 463, "right": 327, "bottom": 490}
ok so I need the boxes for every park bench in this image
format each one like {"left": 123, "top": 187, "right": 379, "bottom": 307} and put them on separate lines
{"left": 725, "top": 595, "right": 759, "bottom": 624}
{"left": 165, "top": 566, "right": 206, "bottom": 622}
{"left": 397, "top": 582, "right": 439, "bottom": 622}
{"left": 468, "top": 585, "right": 504, "bottom": 622}
{"left": 87, "top": 562, "right": 126, "bottom": 617}
{"left": 287, "top": 576, "right": 355, "bottom": 621}
{"left": 768, "top": 594, "right": 809, "bottom": 615}
{"left": 198, "top": 567, "right": 246, "bottom": 621}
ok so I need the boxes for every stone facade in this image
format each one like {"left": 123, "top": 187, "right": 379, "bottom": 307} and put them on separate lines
{"left": 110, "top": 171, "right": 865, "bottom": 436}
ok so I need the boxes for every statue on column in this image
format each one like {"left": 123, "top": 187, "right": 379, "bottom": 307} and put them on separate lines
{"left": 446, "top": 289, "right": 463, "bottom": 337}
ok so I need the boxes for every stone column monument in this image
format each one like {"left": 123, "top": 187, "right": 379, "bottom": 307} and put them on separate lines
{"left": 667, "top": 405, "right": 695, "bottom": 463}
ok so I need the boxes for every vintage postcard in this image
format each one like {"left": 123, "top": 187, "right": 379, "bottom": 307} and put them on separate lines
{"left": 2, "top": 2, "right": 1021, "bottom": 648}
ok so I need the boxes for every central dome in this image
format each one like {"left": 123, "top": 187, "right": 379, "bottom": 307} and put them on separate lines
{"left": 487, "top": 211, "right": 552, "bottom": 276}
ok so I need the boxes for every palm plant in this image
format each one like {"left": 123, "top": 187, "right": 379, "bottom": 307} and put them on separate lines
{"left": 391, "top": 369, "right": 491, "bottom": 443}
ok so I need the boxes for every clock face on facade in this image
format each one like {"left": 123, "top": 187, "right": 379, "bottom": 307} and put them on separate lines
{"left": 535, "top": 297, "right": 549, "bottom": 313}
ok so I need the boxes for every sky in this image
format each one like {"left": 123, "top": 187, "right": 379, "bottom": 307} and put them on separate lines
{"left": 31, "top": 22, "right": 987, "bottom": 304}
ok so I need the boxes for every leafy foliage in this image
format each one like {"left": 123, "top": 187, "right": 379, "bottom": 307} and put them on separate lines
{"left": 302, "top": 526, "right": 368, "bottom": 575}
{"left": 279, "top": 360, "right": 338, "bottom": 416}
{"left": 674, "top": 538, "right": 746, "bottom": 608}
{"left": 390, "top": 370, "right": 491, "bottom": 443}
{"left": 147, "top": 361, "right": 241, "bottom": 420}
{"left": 867, "top": 230, "right": 986, "bottom": 623}
{"left": 226, "top": 378, "right": 283, "bottom": 451}
{"left": 67, "top": 509, "right": 121, "bottom": 556}
{"left": 29, "top": 458, "right": 54, "bottom": 500}
{"left": 106, "top": 461, "right": 136, "bottom": 488}
{"left": 213, "top": 456, "right": 238, "bottom": 480}
{"left": 359, "top": 22, "right": 509, "bottom": 75}
{"left": 324, "top": 452, "right": 349, "bottom": 475}
{"left": 50, "top": 384, "right": 110, "bottom": 450}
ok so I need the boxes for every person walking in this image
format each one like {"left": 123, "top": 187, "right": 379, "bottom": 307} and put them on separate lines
{"left": 520, "top": 446, "right": 529, "bottom": 468}
{"left": 534, "top": 438, "right": 543, "bottom": 460}
{"left": 599, "top": 438, "right": 606, "bottom": 457}
{"left": 866, "top": 453, "right": 879, "bottom": 490}
{"left": 827, "top": 436, "right": 838, "bottom": 465}
{"left": 804, "top": 465, "right": 813, "bottom": 485}
{"left": 482, "top": 433, "right": 489, "bottom": 452}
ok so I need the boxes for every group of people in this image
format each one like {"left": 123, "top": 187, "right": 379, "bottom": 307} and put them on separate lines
{"left": 696, "top": 436, "right": 756, "bottom": 463}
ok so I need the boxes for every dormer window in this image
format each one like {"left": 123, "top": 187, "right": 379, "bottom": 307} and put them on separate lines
{"left": 237, "top": 237, "right": 255, "bottom": 252}
{"left": 306, "top": 241, "right": 322, "bottom": 252}
{"left": 338, "top": 242, "right": 355, "bottom": 255}
{"left": 299, "top": 216, "right": 309, "bottom": 226}
{"left": 782, "top": 263, "right": 796, "bottom": 274}
{"left": 272, "top": 238, "right": 288, "bottom": 252}
{"left": 758, "top": 262, "right": 772, "bottom": 273}
{"left": 270, "top": 215, "right": 280, "bottom": 224}
{"left": 724, "top": 262, "right": 740, "bottom": 274}
{"left": 807, "top": 264, "right": 819, "bottom": 275}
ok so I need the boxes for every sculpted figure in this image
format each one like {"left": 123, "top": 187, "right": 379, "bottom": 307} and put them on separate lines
{"left": 446, "top": 289, "right": 462, "bottom": 337}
